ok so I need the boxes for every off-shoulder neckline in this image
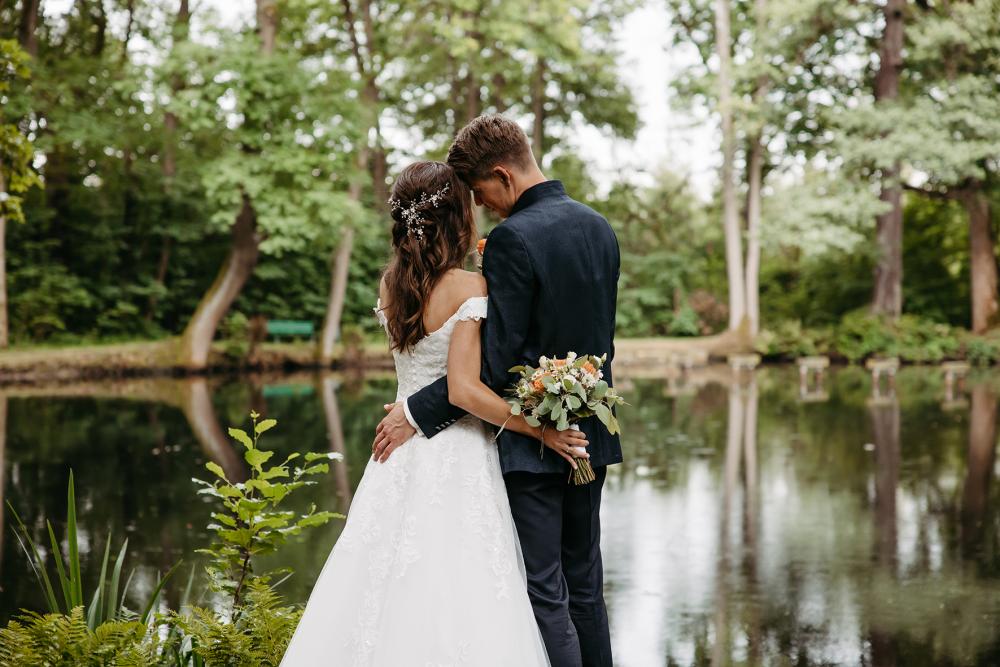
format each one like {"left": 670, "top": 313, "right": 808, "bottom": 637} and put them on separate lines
{"left": 375, "top": 295, "right": 487, "bottom": 345}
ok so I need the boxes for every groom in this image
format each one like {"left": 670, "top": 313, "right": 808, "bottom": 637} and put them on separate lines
{"left": 374, "top": 114, "right": 621, "bottom": 667}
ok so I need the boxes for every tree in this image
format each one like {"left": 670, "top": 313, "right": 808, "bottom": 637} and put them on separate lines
{"left": 174, "top": 1, "right": 362, "bottom": 368}
{"left": 669, "top": 0, "right": 880, "bottom": 336}
{"left": 901, "top": 0, "right": 1000, "bottom": 333}
{"left": 0, "top": 40, "right": 42, "bottom": 348}
{"left": 714, "top": 0, "right": 747, "bottom": 332}
{"left": 316, "top": 0, "right": 387, "bottom": 363}
{"left": 870, "top": 0, "right": 906, "bottom": 320}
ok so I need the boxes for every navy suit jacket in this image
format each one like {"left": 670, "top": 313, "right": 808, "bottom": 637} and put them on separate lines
{"left": 406, "top": 180, "right": 623, "bottom": 474}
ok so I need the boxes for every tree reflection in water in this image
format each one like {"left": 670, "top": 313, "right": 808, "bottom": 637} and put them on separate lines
{"left": 1, "top": 367, "right": 1000, "bottom": 665}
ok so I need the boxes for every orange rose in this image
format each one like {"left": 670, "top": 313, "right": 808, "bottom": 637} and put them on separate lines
{"left": 532, "top": 379, "right": 545, "bottom": 391}
{"left": 583, "top": 362, "right": 596, "bottom": 374}
{"left": 554, "top": 359, "right": 567, "bottom": 367}
{"left": 477, "top": 238, "right": 487, "bottom": 256}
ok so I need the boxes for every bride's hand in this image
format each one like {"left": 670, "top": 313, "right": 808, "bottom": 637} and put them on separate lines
{"left": 541, "top": 427, "right": 590, "bottom": 469}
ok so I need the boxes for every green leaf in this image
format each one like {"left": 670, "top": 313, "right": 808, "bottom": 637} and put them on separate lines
{"left": 509, "top": 401, "right": 522, "bottom": 415}
{"left": 205, "top": 461, "right": 227, "bottom": 480}
{"left": 508, "top": 365, "right": 528, "bottom": 373}
{"left": 260, "top": 466, "right": 289, "bottom": 480}
{"left": 220, "top": 528, "right": 253, "bottom": 548}
{"left": 566, "top": 395, "right": 582, "bottom": 411}
{"left": 140, "top": 561, "right": 182, "bottom": 624}
{"left": 107, "top": 538, "right": 128, "bottom": 623}
{"left": 304, "top": 452, "right": 338, "bottom": 462}
{"left": 594, "top": 402, "right": 613, "bottom": 429}
{"left": 228, "top": 428, "right": 253, "bottom": 450}
{"left": 255, "top": 418, "right": 278, "bottom": 435}
{"left": 524, "top": 414, "right": 541, "bottom": 427}
{"left": 593, "top": 381, "right": 609, "bottom": 400}
{"left": 245, "top": 448, "right": 274, "bottom": 468}
{"left": 67, "top": 471, "right": 83, "bottom": 608}
{"left": 211, "top": 512, "right": 237, "bottom": 527}
{"left": 45, "top": 519, "right": 71, "bottom": 612}
{"left": 298, "top": 511, "right": 338, "bottom": 528}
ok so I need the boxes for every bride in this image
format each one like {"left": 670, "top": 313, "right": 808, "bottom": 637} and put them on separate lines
{"left": 279, "top": 160, "right": 589, "bottom": 666}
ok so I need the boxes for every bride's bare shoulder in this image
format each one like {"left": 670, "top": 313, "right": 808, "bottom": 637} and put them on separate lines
{"left": 439, "top": 268, "right": 486, "bottom": 306}
{"left": 423, "top": 270, "right": 486, "bottom": 330}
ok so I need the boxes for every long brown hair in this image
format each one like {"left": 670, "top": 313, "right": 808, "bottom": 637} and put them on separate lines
{"left": 381, "top": 161, "right": 476, "bottom": 351}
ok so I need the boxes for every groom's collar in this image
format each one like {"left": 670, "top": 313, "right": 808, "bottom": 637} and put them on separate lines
{"left": 509, "top": 180, "right": 566, "bottom": 217}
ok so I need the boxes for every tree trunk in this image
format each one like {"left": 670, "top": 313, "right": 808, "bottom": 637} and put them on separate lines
{"left": 714, "top": 0, "right": 746, "bottom": 331}
{"left": 321, "top": 0, "right": 377, "bottom": 363}
{"left": 92, "top": 0, "right": 107, "bottom": 56}
{"left": 257, "top": 0, "right": 277, "bottom": 54}
{"left": 122, "top": 0, "right": 135, "bottom": 62}
{"left": 745, "top": 147, "right": 763, "bottom": 337}
{"left": 177, "top": 0, "right": 273, "bottom": 368}
{"left": 0, "top": 159, "right": 7, "bottom": 348}
{"left": 531, "top": 60, "right": 546, "bottom": 163}
{"left": 178, "top": 194, "right": 260, "bottom": 368}
{"left": 18, "top": 0, "right": 40, "bottom": 57}
{"left": 464, "top": 71, "right": 480, "bottom": 124}
{"left": 871, "top": 0, "right": 906, "bottom": 320}
{"left": 743, "top": 0, "right": 767, "bottom": 338}
{"left": 320, "top": 214, "right": 356, "bottom": 362}
{"left": 961, "top": 187, "right": 999, "bottom": 333}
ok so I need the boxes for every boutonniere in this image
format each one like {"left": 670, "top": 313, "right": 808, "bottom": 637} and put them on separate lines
{"left": 475, "top": 238, "right": 486, "bottom": 270}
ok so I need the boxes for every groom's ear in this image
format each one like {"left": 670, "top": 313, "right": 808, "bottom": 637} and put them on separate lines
{"left": 493, "top": 165, "right": 512, "bottom": 189}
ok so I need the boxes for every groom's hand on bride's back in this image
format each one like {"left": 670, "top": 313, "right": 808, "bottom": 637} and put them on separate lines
{"left": 372, "top": 402, "right": 416, "bottom": 463}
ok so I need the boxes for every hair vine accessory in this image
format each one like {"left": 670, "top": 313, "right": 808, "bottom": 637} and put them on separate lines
{"left": 388, "top": 182, "right": 451, "bottom": 241}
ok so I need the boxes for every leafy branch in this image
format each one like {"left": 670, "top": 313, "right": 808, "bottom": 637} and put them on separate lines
{"left": 193, "top": 410, "right": 343, "bottom": 617}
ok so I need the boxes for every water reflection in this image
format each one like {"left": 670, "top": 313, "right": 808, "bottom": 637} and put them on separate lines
{"left": 2, "top": 366, "right": 1000, "bottom": 665}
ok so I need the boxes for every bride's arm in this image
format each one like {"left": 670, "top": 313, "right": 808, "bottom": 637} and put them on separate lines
{"left": 446, "top": 316, "right": 589, "bottom": 469}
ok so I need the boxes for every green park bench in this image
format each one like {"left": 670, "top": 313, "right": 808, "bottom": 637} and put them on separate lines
{"left": 266, "top": 319, "right": 315, "bottom": 342}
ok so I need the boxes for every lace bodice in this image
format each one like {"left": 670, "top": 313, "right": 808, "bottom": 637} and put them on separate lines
{"left": 374, "top": 296, "right": 488, "bottom": 400}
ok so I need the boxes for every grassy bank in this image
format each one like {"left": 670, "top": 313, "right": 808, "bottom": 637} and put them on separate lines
{"left": 0, "top": 337, "right": 394, "bottom": 384}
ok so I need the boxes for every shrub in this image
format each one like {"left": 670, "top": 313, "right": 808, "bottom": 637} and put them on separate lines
{"left": 0, "top": 608, "right": 160, "bottom": 666}
{"left": 755, "top": 320, "right": 832, "bottom": 359}
{"left": 962, "top": 331, "right": 1000, "bottom": 366}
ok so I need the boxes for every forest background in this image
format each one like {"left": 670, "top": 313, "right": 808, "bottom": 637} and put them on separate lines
{"left": 1, "top": 0, "right": 998, "bottom": 368}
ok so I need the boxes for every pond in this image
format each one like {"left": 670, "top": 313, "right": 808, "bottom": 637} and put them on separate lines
{"left": 1, "top": 365, "right": 999, "bottom": 666}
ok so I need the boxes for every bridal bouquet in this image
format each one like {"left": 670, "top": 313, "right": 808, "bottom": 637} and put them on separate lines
{"left": 506, "top": 353, "right": 625, "bottom": 485}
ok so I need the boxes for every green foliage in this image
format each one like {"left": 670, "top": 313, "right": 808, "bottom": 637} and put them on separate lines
{"left": 831, "top": 311, "right": 962, "bottom": 363}
{"left": 0, "top": 607, "right": 160, "bottom": 667}
{"left": 6, "top": 471, "right": 177, "bottom": 630}
{"left": 754, "top": 320, "right": 833, "bottom": 359}
{"left": 170, "top": 581, "right": 302, "bottom": 667}
{"left": 961, "top": 331, "right": 1000, "bottom": 367}
{"left": 219, "top": 311, "right": 251, "bottom": 361}
{"left": 757, "top": 311, "right": 969, "bottom": 364}
{"left": 602, "top": 174, "right": 723, "bottom": 337}
{"left": 0, "top": 39, "right": 42, "bottom": 225}
{"left": 0, "top": 410, "right": 343, "bottom": 665}
{"left": 194, "top": 411, "right": 342, "bottom": 612}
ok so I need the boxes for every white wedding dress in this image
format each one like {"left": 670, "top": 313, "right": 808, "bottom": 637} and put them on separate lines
{"left": 280, "top": 296, "right": 550, "bottom": 666}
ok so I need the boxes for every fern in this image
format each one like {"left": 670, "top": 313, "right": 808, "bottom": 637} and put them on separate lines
{"left": 172, "top": 581, "right": 302, "bottom": 667}
{"left": 0, "top": 606, "right": 160, "bottom": 666}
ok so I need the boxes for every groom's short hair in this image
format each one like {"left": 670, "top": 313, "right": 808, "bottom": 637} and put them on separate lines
{"left": 447, "top": 114, "right": 534, "bottom": 183}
